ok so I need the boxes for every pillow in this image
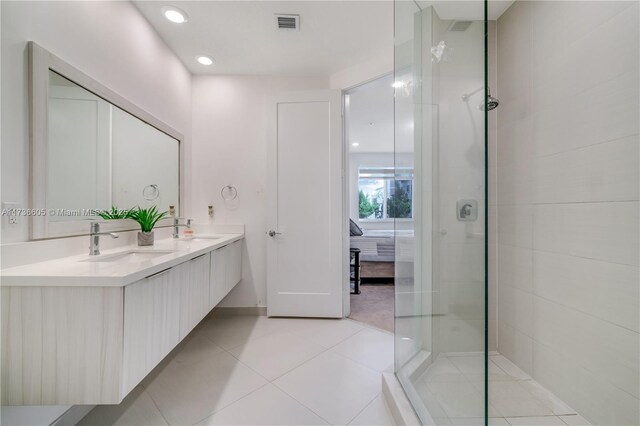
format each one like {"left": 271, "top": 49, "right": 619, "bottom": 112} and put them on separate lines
{"left": 349, "top": 219, "right": 364, "bottom": 236}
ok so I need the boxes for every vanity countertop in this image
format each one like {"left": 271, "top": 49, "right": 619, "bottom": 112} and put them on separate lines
{"left": 0, "top": 233, "right": 244, "bottom": 287}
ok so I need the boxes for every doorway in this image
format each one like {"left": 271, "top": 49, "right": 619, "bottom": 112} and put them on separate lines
{"left": 344, "top": 74, "right": 399, "bottom": 333}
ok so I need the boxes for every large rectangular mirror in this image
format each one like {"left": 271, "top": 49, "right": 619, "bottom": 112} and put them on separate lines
{"left": 30, "top": 43, "right": 182, "bottom": 238}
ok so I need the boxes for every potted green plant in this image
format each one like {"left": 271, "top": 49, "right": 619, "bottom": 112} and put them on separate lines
{"left": 129, "top": 206, "right": 168, "bottom": 246}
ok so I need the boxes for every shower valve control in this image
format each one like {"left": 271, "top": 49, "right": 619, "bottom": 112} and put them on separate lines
{"left": 457, "top": 199, "right": 478, "bottom": 222}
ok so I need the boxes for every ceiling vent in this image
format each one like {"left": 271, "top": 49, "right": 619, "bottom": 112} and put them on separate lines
{"left": 275, "top": 14, "right": 300, "bottom": 31}
{"left": 448, "top": 20, "right": 473, "bottom": 32}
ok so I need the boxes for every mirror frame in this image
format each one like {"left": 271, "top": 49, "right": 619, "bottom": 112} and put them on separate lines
{"left": 29, "top": 42, "right": 184, "bottom": 239}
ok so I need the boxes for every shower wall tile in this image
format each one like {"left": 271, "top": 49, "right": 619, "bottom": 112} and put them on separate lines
{"left": 532, "top": 135, "right": 640, "bottom": 204}
{"left": 532, "top": 295, "right": 639, "bottom": 399}
{"left": 532, "top": 70, "right": 639, "bottom": 158}
{"left": 497, "top": 321, "right": 533, "bottom": 376}
{"left": 533, "top": 342, "right": 640, "bottom": 426}
{"left": 532, "top": 3, "right": 639, "bottom": 110}
{"left": 440, "top": 242, "right": 485, "bottom": 283}
{"left": 497, "top": 165, "right": 533, "bottom": 205}
{"left": 498, "top": 245, "right": 532, "bottom": 293}
{"left": 533, "top": 251, "right": 640, "bottom": 332}
{"left": 498, "top": 283, "right": 533, "bottom": 338}
{"left": 496, "top": 205, "right": 532, "bottom": 248}
{"left": 497, "top": 2, "right": 640, "bottom": 424}
{"left": 445, "top": 281, "right": 485, "bottom": 321}
{"left": 436, "top": 318, "right": 484, "bottom": 353}
{"left": 488, "top": 167, "right": 498, "bottom": 206}
{"left": 532, "top": 202, "right": 639, "bottom": 266}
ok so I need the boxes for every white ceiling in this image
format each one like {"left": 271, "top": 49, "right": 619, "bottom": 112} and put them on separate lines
{"left": 417, "top": 1, "right": 515, "bottom": 20}
{"left": 347, "top": 74, "right": 394, "bottom": 153}
{"left": 133, "top": 1, "right": 393, "bottom": 76}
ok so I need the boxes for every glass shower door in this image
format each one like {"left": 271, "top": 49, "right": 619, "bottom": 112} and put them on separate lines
{"left": 394, "top": 1, "right": 488, "bottom": 424}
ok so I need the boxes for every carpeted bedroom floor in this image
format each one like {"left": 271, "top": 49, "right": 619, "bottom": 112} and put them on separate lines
{"left": 348, "top": 284, "right": 394, "bottom": 332}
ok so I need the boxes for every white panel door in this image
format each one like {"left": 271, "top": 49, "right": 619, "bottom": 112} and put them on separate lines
{"left": 267, "top": 90, "right": 343, "bottom": 318}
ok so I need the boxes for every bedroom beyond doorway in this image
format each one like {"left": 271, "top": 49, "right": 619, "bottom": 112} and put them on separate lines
{"left": 344, "top": 74, "right": 402, "bottom": 333}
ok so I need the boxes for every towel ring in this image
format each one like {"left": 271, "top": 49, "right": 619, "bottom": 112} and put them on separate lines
{"left": 221, "top": 185, "right": 238, "bottom": 201}
{"left": 142, "top": 184, "right": 160, "bottom": 201}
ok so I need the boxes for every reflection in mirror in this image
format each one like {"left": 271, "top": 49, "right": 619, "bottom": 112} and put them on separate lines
{"left": 47, "top": 71, "right": 179, "bottom": 223}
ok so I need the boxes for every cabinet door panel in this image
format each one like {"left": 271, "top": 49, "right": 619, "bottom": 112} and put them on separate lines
{"left": 122, "top": 269, "right": 180, "bottom": 396}
{"left": 227, "top": 240, "right": 243, "bottom": 292}
{"left": 179, "top": 254, "right": 211, "bottom": 339}
{"left": 209, "top": 246, "right": 228, "bottom": 309}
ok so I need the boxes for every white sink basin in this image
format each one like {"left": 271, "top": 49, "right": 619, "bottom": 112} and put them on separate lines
{"left": 83, "top": 250, "right": 177, "bottom": 263}
{"left": 178, "top": 236, "right": 221, "bottom": 241}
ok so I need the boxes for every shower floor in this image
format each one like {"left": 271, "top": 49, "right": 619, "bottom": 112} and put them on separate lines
{"left": 412, "top": 353, "right": 591, "bottom": 425}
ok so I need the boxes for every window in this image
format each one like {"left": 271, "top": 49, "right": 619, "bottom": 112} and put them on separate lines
{"left": 358, "top": 167, "right": 413, "bottom": 220}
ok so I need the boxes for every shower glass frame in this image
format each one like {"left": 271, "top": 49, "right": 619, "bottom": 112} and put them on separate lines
{"left": 393, "top": 1, "right": 488, "bottom": 424}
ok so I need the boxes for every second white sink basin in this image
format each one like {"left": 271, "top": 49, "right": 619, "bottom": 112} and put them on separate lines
{"left": 84, "top": 250, "right": 177, "bottom": 263}
{"left": 177, "top": 236, "right": 221, "bottom": 241}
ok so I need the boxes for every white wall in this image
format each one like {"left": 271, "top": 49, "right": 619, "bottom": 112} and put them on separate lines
{"left": 496, "top": 2, "right": 639, "bottom": 424}
{"left": 1, "top": 1, "right": 192, "bottom": 243}
{"left": 330, "top": 54, "right": 393, "bottom": 91}
{"left": 190, "top": 75, "right": 328, "bottom": 308}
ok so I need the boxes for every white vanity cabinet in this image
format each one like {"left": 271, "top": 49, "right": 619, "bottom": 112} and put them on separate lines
{"left": 122, "top": 253, "right": 211, "bottom": 396}
{"left": 209, "top": 240, "right": 242, "bottom": 309}
{"left": 1, "top": 237, "right": 242, "bottom": 406}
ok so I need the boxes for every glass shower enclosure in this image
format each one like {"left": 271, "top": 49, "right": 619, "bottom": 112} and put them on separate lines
{"left": 394, "top": 1, "right": 488, "bottom": 424}
{"left": 393, "top": 1, "right": 640, "bottom": 425}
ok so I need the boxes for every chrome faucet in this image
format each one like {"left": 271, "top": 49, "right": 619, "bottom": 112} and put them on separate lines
{"left": 172, "top": 218, "right": 192, "bottom": 239}
{"left": 89, "top": 222, "right": 119, "bottom": 256}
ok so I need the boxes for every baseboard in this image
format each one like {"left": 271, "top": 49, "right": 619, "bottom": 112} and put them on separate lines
{"left": 382, "top": 373, "right": 421, "bottom": 426}
{"left": 211, "top": 306, "right": 267, "bottom": 316}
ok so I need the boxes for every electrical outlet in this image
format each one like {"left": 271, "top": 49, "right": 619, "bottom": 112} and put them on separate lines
{"left": 2, "top": 202, "right": 20, "bottom": 226}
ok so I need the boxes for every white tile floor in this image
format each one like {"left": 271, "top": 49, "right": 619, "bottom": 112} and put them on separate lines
{"left": 80, "top": 315, "right": 396, "bottom": 426}
{"left": 413, "top": 354, "right": 592, "bottom": 426}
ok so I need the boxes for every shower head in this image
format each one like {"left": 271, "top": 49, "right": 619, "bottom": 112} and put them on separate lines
{"left": 481, "top": 93, "right": 500, "bottom": 111}
{"left": 463, "top": 86, "right": 500, "bottom": 111}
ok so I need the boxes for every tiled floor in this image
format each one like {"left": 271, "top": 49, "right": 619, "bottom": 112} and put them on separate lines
{"left": 412, "top": 353, "right": 592, "bottom": 426}
{"left": 80, "top": 315, "right": 396, "bottom": 426}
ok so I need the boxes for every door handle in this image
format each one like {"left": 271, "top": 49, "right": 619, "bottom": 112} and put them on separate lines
{"left": 267, "top": 230, "right": 282, "bottom": 237}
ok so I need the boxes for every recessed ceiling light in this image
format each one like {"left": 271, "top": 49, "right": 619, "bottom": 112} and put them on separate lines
{"left": 392, "top": 81, "right": 405, "bottom": 88}
{"left": 196, "top": 56, "right": 214, "bottom": 66}
{"left": 162, "top": 6, "right": 188, "bottom": 24}
{"left": 352, "top": 142, "right": 359, "bottom": 147}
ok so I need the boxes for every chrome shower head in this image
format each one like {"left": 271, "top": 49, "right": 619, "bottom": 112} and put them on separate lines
{"left": 462, "top": 86, "right": 500, "bottom": 111}
{"left": 479, "top": 87, "right": 499, "bottom": 111}
{"left": 481, "top": 95, "right": 500, "bottom": 111}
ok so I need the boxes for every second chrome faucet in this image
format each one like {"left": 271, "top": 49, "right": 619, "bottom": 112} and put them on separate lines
{"left": 173, "top": 217, "right": 192, "bottom": 239}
